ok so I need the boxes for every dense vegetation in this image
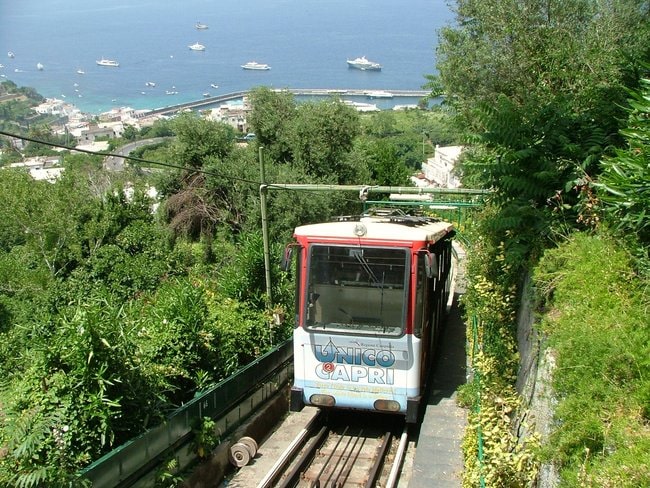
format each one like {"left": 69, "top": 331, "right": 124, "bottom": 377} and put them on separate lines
{"left": 3, "top": 0, "right": 649, "bottom": 484}
{"left": 431, "top": 0, "right": 650, "bottom": 486}
{"left": 0, "top": 87, "right": 456, "bottom": 486}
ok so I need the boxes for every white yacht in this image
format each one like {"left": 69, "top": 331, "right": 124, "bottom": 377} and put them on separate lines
{"left": 189, "top": 42, "right": 206, "bottom": 51}
{"left": 210, "top": 83, "right": 219, "bottom": 89}
{"left": 195, "top": 22, "right": 209, "bottom": 30}
{"left": 96, "top": 58, "right": 119, "bottom": 67}
{"left": 347, "top": 56, "right": 382, "bottom": 71}
{"left": 241, "top": 61, "right": 270, "bottom": 70}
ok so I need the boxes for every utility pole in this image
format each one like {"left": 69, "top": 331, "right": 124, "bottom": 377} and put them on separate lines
{"left": 259, "top": 146, "right": 273, "bottom": 305}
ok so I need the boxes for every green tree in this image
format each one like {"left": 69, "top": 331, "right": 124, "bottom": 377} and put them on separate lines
{"left": 434, "top": 0, "right": 650, "bottom": 260}
{"left": 247, "top": 87, "right": 297, "bottom": 163}
{"left": 0, "top": 169, "right": 93, "bottom": 276}
{"left": 169, "top": 112, "right": 235, "bottom": 169}
{"left": 362, "top": 139, "right": 411, "bottom": 186}
{"left": 288, "top": 99, "right": 361, "bottom": 182}
{"left": 121, "top": 124, "right": 139, "bottom": 141}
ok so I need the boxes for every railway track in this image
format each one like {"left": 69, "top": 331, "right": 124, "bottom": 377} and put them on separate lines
{"left": 254, "top": 411, "right": 408, "bottom": 488}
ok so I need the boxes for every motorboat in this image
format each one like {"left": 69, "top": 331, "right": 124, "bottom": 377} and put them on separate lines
{"left": 166, "top": 90, "right": 178, "bottom": 95}
{"left": 195, "top": 22, "right": 209, "bottom": 30}
{"left": 36, "top": 63, "right": 44, "bottom": 71}
{"left": 7, "top": 52, "right": 15, "bottom": 58}
{"left": 241, "top": 61, "right": 270, "bottom": 70}
{"left": 76, "top": 69, "right": 85, "bottom": 74}
{"left": 189, "top": 42, "right": 206, "bottom": 51}
{"left": 145, "top": 81, "right": 156, "bottom": 87}
{"left": 203, "top": 92, "right": 210, "bottom": 97}
{"left": 346, "top": 56, "right": 382, "bottom": 71}
{"left": 96, "top": 58, "right": 119, "bottom": 67}
{"left": 210, "top": 83, "right": 219, "bottom": 89}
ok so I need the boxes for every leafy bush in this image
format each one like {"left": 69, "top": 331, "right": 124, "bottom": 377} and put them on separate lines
{"left": 596, "top": 76, "right": 650, "bottom": 248}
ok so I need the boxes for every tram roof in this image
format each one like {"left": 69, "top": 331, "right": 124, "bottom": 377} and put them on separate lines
{"left": 294, "top": 216, "right": 454, "bottom": 245}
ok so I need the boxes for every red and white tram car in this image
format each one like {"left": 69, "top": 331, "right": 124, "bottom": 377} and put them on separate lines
{"left": 287, "top": 211, "right": 455, "bottom": 423}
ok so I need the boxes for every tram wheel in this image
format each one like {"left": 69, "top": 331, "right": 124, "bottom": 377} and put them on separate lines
{"left": 239, "top": 436, "right": 258, "bottom": 457}
{"left": 229, "top": 442, "right": 251, "bottom": 467}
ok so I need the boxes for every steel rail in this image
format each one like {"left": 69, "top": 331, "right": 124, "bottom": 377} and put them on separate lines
{"left": 365, "top": 431, "right": 393, "bottom": 488}
{"left": 278, "top": 425, "right": 330, "bottom": 488}
{"left": 334, "top": 432, "right": 366, "bottom": 488}
{"left": 256, "top": 410, "right": 325, "bottom": 488}
{"left": 325, "top": 429, "right": 362, "bottom": 487}
{"left": 311, "top": 426, "right": 349, "bottom": 488}
{"left": 386, "top": 428, "right": 409, "bottom": 488}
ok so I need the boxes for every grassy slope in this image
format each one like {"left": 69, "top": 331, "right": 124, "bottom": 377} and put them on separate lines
{"left": 534, "top": 232, "right": 650, "bottom": 487}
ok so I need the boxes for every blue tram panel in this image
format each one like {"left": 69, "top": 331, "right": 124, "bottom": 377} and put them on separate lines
{"left": 285, "top": 212, "right": 455, "bottom": 423}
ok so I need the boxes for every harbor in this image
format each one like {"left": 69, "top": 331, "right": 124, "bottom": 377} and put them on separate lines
{"left": 148, "top": 88, "right": 431, "bottom": 116}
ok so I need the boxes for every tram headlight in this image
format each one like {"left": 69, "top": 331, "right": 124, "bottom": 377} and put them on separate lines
{"left": 310, "top": 394, "right": 336, "bottom": 407}
{"left": 374, "top": 399, "right": 401, "bottom": 413}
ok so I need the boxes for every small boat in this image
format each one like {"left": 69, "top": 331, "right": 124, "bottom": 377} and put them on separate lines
{"left": 203, "top": 92, "right": 210, "bottom": 97}
{"left": 188, "top": 42, "right": 206, "bottom": 51}
{"left": 241, "top": 61, "right": 270, "bottom": 70}
{"left": 343, "top": 100, "right": 380, "bottom": 112}
{"left": 36, "top": 63, "right": 44, "bottom": 71}
{"left": 96, "top": 58, "right": 119, "bottom": 67}
{"left": 76, "top": 68, "right": 85, "bottom": 74}
{"left": 210, "top": 83, "right": 219, "bottom": 89}
{"left": 145, "top": 81, "right": 156, "bottom": 87}
{"left": 7, "top": 51, "right": 15, "bottom": 58}
{"left": 365, "top": 90, "right": 393, "bottom": 99}
{"left": 347, "top": 56, "right": 382, "bottom": 71}
{"left": 195, "top": 22, "right": 209, "bottom": 30}
{"left": 166, "top": 90, "right": 178, "bottom": 95}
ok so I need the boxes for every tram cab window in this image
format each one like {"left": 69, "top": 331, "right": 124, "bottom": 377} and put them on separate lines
{"left": 305, "top": 245, "right": 408, "bottom": 336}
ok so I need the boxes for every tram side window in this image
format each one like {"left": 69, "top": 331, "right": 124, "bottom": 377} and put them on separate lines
{"left": 413, "top": 256, "right": 426, "bottom": 338}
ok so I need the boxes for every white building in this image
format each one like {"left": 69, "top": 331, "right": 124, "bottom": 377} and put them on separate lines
{"left": 417, "top": 145, "right": 463, "bottom": 189}
{"left": 7, "top": 156, "right": 64, "bottom": 183}
{"left": 207, "top": 99, "right": 250, "bottom": 133}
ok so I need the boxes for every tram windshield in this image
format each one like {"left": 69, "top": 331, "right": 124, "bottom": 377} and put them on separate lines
{"left": 304, "top": 245, "right": 408, "bottom": 336}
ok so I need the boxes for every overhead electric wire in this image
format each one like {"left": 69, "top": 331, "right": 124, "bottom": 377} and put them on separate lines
{"left": 1, "top": 129, "right": 378, "bottom": 208}
{"left": 0, "top": 128, "right": 262, "bottom": 185}
{"left": 0, "top": 129, "right": 366, "bottom": 204}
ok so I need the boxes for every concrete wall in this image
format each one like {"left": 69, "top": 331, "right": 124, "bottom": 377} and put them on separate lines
{"left": 514, "top": 273, "right": 560, "bottom": 487}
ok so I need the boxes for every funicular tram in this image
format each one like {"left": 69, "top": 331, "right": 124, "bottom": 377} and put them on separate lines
{"left": 285, "top": 209, "right": 455, "bottom": 422}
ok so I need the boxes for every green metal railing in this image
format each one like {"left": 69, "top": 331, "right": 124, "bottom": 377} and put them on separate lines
{"left": 79, "top": 339, "right": 293, "bottom": 487}
{"left": 471, "top": 314, "right": 486, "bottom": 488}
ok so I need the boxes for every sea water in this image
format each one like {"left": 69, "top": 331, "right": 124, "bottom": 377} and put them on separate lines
{"left": 0, "top": 0, "right": 454, "bottom": 114}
